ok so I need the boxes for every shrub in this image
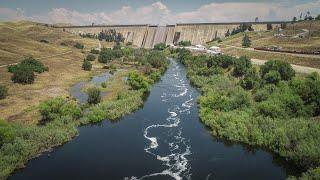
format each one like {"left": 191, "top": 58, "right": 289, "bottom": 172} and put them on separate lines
{"left": 11, "top": 68, "right": 35, "bottom": 84}
{"left": 264, "top": 70, "right": 281, "bottom": 84}
{"left": 149, "top": 71, "right": 161, "bottom": 82}
{"left": 260, "top": 60, "right": 295, "bottom": 81}
{"left": 74, "top": 42, "right": 84, "bottom": 49}
{"left": 98, "top": 48, "right": 113, "bottom": 63}
{"left": 82, "top": 60, "right": 92, "bottom": 71}
{"left": 112, "top": 49, "right": 123, "bottom": 58}
{"left": 254, "top": 84, "right": 276, "bottom": 102}
{"left": 39, "top": 97, "right": 81, "bottom": 122}
{"left": 154, "top": 43, "right": 166, "bottom": 50}
{"left": 290, "top": 72, "right": 320, "bottom": 116}
{"left": 8, "top": 57, "right": 48, "bottom": 74}
{"left": 60, "top": 42, "right": 68, "bottom": 46}
{"left": 178, "top": 41, "right": 191, "bottom": 47}
{"left": 126, "top": 42, "right": 133, "bottom": 46}
{"left": 146, "top": 51, "right": 168, "bottom": 69}
{"left": 101, "top": 82, "right": 107, "bottom": 88}
{"left": 128, "top": 71, "right": 150, "bottom": 91}
{"left": 113, "top": 44, "right": 121, "bottom": 50}
{"left": 86, "top": 54, "right": 96, "bottom": 61}
{"left": 0, "top": 85, "right": 8, "bottom": 100}
{"left": 233, "top": 56, "right": 252, "bottom": 77}
{"left": 90, "top": 49, "right": 100, "bottom": 54}
{"left": 39, "top": 39, "right": 49, "bottom": 43}
{"left": 207, "top": 55, "right": 234, "bottom": 69}
{"left": 240, "top": 67, "right": 260, "bottom": 90}
{"left": 87, "top": 87, "right": 101, "bottom": 104}
{"left": 242, "top": 34, "right": 251, "bottom": 48}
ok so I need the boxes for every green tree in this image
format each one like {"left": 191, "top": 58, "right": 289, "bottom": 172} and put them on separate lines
{"left": 233, "top": 56, "right": 252, "bottom": 77}
{"left": 242, "top": 34, "right": 251, "bottom": 48}
{"left": 98, "top": 48, "right": 113, "bottom": 63}
{"left": 178, "top": 41, "right": 191, "bottom": 47}
{"left": 264, "top": 70, "right": 281, "bottom": 84}
{"left": 260, "top": 60, "right": 295, "bottom": 81}
{"left": 146, "top": 51, "right": 168, "bottom": 69}
{"left": 153, "top": 43, "right": 166, "bottom": 50}
{"left": 11, "top": 67, "right": 35, "bottom": 84}
{"left": 74, "top": 43, "right": 84, "bottom": 49}
{"left": 0, "top": 85, "right": 8, "bottom": 99}
{"left": 90, "top": 49, "right": 100, "bottom": 54}
{"left": 87, "top": 87, "right": 101, "bottom": 104}
{"left": 82, "top": 60, "right": 92, "bottom": 71}
{"left": 128, "top": 71, "right": 150, "bottom": 91}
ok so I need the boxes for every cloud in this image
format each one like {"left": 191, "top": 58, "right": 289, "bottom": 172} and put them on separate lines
{"left": 0, "top": 1, "right": 320, "bottom": 25}
{"left": 0, "top": 7, "right": 25, "bottom": 21}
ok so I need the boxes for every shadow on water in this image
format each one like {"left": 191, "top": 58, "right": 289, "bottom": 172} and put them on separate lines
{"left": 10, "top": 59, "right": 303, "bottom": 180}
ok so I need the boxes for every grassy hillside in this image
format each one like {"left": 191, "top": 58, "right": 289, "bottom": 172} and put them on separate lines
{"left": 0, "top": 21, "right": 98, "bottom": 65}
{"left": 210, "top": 20, "right": 320, "bottom": 53}
{"left": 0, "top": 21, "right": 101, "bottom": 124}
{"left": 207, "top": 20, "right": 320, "bottom": 69}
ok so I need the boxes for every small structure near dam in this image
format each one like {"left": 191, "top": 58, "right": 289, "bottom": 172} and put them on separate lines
{"left": 55, "top": 21, "right": 288, "bottom": 48}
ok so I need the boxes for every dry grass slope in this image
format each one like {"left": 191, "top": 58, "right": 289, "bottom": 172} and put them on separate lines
{"left": 0, "top": 21, "right": 102, "bottom": 124}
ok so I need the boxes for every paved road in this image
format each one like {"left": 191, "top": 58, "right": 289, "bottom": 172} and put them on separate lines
{"left": 0, "top": 51, "right": 73, "bottom": 68}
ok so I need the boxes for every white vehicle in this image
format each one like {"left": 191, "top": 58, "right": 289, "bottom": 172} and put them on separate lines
{"left": 206, "top": 46, "right": 221, "bottom": 55}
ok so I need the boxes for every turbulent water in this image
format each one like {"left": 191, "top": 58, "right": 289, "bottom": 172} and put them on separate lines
{"left": 11, "top": 60, "right": 298, "bottom": 180}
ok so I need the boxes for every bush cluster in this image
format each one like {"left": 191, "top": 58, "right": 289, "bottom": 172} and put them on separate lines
{"left": 8, "top": 57, "right": 48, "bottom": 84}
{"left": 90, "top": 49, "right": 100, "bottom": 54}
{"left": 178, "top": 41, "right": 191, "bottom": 47}
{"left": 153, "top": 43, "right": 166, "bottom": 50}
{"left": 128, "top": 71, "right": 150, "bottom": 91}
{"left": 74, "top": 42, "right": 84, "bottom": 49}
{"left": 39, "top": 97, "right": 81, "bottom": 123}
{"left": 179, "top": 51, "right": 320, "bottom": 176}
{"left": 86, "top": 54, "right": 96, "bottom": 61}
{"left": 82, "top": 60, "right": 92, "bottom": 71}
{"left": 87, "top": 87, "right": 101, "bottom": 104}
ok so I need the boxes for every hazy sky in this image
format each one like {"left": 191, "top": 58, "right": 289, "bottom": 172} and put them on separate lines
{"left": 0, "top": 0, "right": 320, "bottom": 25}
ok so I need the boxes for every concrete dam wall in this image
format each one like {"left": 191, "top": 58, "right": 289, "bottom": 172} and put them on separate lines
{"left": 57, "top": 21, "right": 286, "bottom": 48}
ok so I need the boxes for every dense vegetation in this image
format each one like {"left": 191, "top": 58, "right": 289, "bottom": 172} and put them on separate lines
{"left": 178, "top": 49, "right": 320, "bottom": 179}
{"left": 86, "top": 54, "right": 96, "bottom": 61}
{"left": 74, "top": 42, "right": 84, "bottom": 49}
{"left": 8, "top": 57, "right": 48, "bottom": 84}
{"left": 154, "top": 43, "right": 167, "bottom": 50}
{"left": 0, "top": 45, "right": 169, "bottom": 179}
{"left": 87, "top": 87, "right": 101, "bottom": 104}
{"left": 82, "top": 60, "right": 92, "bottom": 71}
{"left": 98, "top": 29, "right": 124, "bottom": 43}
{"left": 178, "top": 41, "right": 191, "bottom": 47}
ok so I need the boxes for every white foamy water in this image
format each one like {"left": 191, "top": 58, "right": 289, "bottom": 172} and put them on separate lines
{"left": 127, "top": 61, "right": 194, "bottom": 180}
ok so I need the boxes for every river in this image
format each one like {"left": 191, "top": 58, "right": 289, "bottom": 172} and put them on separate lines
{"left": 11, "top": 60, "right": 298, "bottom": 180}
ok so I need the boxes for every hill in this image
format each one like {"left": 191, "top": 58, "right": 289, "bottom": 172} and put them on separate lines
{"left": 0, "top": 21, "right": 102, "bottom": 124}
{"left": 207, "top": 20, "right": 320, "bottom": 68}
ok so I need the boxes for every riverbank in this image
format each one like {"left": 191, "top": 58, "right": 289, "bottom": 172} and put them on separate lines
{"left": 0, "top": 48, "right": 169, "bottom": 179}
{"left": 177, "top": 49, "right": 320, "bottom": 179}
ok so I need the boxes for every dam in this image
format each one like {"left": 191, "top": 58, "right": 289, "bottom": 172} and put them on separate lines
{"left": 56, "top": 21, "right": 287, "bottom": 48}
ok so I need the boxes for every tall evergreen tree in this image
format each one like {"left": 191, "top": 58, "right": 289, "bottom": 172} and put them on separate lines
{"left": 242, "top": 34, "right": 251, "bottom": 48}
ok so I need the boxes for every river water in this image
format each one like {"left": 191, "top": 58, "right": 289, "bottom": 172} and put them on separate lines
{"left": 11, "top": 60, "right": 298, "bottom": 180}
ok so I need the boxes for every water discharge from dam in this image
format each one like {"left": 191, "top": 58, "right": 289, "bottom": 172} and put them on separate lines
{"left": 11, "top": 60, "right": 298, "bottom": 180}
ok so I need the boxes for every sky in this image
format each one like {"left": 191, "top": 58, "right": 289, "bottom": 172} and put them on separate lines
{"left": 0, "top": 0, "right": 320, "bottom": 25}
